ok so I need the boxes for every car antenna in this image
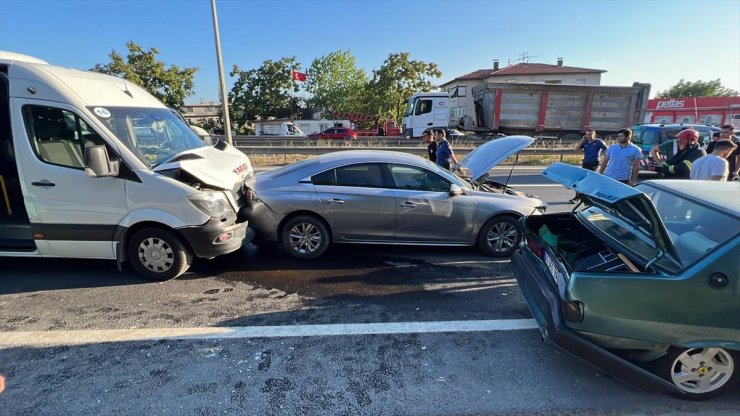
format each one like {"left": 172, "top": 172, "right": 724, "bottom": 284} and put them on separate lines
{"left": 503, "top": 153, "right": 518, "bottom": 193}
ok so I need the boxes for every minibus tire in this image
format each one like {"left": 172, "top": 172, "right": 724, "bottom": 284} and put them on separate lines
{"left": 128, "top": 228, "right": 192, "bottom": 281}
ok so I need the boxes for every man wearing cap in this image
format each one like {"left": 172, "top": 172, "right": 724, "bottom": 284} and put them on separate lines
{"left": 651, "top": 128, "right": 706, "bottom": 179}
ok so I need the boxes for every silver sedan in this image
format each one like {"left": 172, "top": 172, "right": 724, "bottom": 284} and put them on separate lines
{"left": 244, "top": 136, "right": 546, "bottom": 259}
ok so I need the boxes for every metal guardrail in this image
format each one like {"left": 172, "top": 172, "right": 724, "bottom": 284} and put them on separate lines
{"left": 234, "top": 146, "right": 575, "bottom": 160}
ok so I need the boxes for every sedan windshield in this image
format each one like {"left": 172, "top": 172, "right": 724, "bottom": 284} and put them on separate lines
{"left": 89, "top": 106, "right": 207, "bottom": 167}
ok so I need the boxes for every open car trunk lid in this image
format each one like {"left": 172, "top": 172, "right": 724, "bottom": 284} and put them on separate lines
{"left": 542, "top": 163, "right": 681, "bottom": 268}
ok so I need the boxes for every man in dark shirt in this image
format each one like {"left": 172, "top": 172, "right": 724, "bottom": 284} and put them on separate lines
{"left": 655, "top": 128, "right": 706, "bottom": 179}
{"left": 575, "top": 128, "right": 607, "bottom": 170}
{"left": 570, "top": 128, "right": 607, "bottom": 203}
{"left": 434, "top": 129, "right": 458, "bottom": 170}
{"left": 422, "top": 129, "right": 437, "bottom": 162}
{"left": 707, "top": 124, "right": 740, "bottom": 180}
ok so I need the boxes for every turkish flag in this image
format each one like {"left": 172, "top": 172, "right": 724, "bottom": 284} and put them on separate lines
{"left": 291, "top": 70, "right": 307, "bottom": 82}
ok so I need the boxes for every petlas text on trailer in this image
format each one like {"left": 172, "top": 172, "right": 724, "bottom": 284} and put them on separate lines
{"left": 644, "top": 96, "right": 740, "bottom": 126}
{"left": 0, "top": 51, "right": 254, "bottom": 280}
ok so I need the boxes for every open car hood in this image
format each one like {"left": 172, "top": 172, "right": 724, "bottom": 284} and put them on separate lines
{"left": 458, "top": 136, "right": 534, "bottom": 183}
{"left": 543, "top": 163, "right": 681, "bottom": 264}
{"left": 152, "top": 143, "right": 253, "bottom": 190}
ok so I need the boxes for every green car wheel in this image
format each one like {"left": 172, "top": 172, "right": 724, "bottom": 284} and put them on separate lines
{"left": 654, "top": 347, "right": 738, "bottom": 400}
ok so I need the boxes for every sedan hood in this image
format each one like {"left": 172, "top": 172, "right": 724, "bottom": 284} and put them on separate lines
{"left": 458, "top": 136, "right": 534, "bottom": 183}
{"left": 153, "top": 143, "right": 253, "bottom": 190}
{"left": 543, "top": 163, "right": 680, "bottom": 264}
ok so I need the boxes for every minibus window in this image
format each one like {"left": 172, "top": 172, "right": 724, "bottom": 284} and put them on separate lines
{"left": 23, "top": 105, "right": 108, "bottom": 170}
{"left": 89, "top": 106, "right": 205, "bottom": 167}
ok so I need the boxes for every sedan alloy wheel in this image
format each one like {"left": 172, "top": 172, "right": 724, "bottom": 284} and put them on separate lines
{"left": 281, "top": 215, "right": 330, "bottom": 259}
{"left": 477, "top": 216, "right": 521, "bottom": 257}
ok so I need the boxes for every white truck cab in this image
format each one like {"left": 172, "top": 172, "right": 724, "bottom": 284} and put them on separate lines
{"left": 402, "top": 92, "right": 450, "bottom": 138}
{"left": 0, "top": 51, "right": 254, "bottom": 280}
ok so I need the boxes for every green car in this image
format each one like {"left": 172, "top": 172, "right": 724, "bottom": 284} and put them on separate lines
{"left": 512, "top": 163, "right": 739, "bottom": 400}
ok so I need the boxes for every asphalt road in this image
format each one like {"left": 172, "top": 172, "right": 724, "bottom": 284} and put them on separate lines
{"left": 0, "top": 167, "right": 737, "bottom": 415}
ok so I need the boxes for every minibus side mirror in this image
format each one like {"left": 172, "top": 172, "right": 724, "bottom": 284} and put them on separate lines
{"left": 85, "top": 146, "right": 120, "bottom": 178}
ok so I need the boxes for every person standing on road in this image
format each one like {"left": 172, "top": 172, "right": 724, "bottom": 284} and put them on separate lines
{"left": 570, "top": 128, "right": 607, "bottom": 203}
{"left": 691, "top": 139, "right": 737, "bottom": 181}
{"left": 707, "top": 124, "right": 740, "bottom": 180}
{"left": 597, "top": 128, "right": 642, "bottom": 185}
{"left": 422, "top": 129, "right": 437, "bottom": 162}
{"left": 435, "top": 129, "right": 459, "bottom": 170}
{"left": 651, "top": 129, "right": 706, "bottom": 179}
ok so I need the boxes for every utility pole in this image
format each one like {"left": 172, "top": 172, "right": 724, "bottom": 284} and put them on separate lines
{"left": 210, "top": 0, "right": 232, "bottom": 145}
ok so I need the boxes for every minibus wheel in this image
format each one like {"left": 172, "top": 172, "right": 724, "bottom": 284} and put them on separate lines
{"left": 128, "top": 227, "right": 192, "bottom": 281}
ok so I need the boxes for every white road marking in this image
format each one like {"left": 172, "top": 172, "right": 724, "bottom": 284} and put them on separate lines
{"left": 0, "top": 319, "right": 539, "bottom": 347}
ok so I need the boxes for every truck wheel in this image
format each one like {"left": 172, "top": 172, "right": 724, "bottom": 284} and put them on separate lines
{"left": 128, "top": 227, "right": 192, "bottom": 281}
{"left": 651, "top": 347, "right": 738, "bottom": 400}
{"left": 281, "top": 215, "right": 330, "bottom": 259}
{"left": 476, "top": 216, "right": 521, "bottom": 257}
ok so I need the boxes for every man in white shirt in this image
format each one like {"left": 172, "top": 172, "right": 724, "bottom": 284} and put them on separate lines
{"left": 690, "top": 140, "right": 737, "bottom": 181}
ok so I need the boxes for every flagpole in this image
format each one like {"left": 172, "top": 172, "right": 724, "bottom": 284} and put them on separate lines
{"left": 210, "top": 0, "right": 232, "bottom": 145}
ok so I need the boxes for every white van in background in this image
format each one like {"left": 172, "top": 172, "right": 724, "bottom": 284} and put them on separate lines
{"left": 0, "top": 51, "right": 254, "bottom": 280}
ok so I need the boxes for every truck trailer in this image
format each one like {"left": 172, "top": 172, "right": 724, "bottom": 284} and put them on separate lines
{"left": 403, "top": 82, "right": 651, "bottom": 140}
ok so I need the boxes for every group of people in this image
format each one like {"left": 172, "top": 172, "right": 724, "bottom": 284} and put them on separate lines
{"left": 422, "top": 128, "right": 459, "bottom": 170}
{"left": 568, "top": 125, "right": 738, "bottom": 203}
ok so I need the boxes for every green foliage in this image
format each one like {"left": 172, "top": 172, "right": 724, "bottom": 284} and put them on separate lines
{"left": 305, "top": 50, "right": 367, "bottom": 114}
{"left": 194, "top": 118, "right": 220, "bottom": 133}
{"left": 92, "top": 41, "right": 198, "bottom": 109}
{"left": 657, "top": 79, "right": 738, "bottom": 98}
{"left": 366, "top": 52, "right": 441, "bottom": 122}
{"left": 228, "top": 57, "right": 301, "bottom": 125}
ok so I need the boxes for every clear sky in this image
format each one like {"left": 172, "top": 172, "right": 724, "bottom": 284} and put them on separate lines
{"left": 1, "top": 0, "right": 738, "bottom": 104}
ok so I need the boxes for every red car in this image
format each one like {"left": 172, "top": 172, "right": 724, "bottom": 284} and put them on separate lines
{"left": 307, "top": 127, "right": 358, "bottom": 140}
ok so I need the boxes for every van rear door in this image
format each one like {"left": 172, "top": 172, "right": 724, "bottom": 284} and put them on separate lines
{"left": 14, "top": 100, "right": 128, "bottom": 259}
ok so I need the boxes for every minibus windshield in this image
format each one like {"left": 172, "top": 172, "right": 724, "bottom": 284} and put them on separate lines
{"left": 89, "top": 106, "right": 207, "bottom": 167}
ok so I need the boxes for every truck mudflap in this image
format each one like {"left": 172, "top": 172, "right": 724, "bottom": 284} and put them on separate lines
{"left": 511, "top": 249, "right": 684, "bottom": 396}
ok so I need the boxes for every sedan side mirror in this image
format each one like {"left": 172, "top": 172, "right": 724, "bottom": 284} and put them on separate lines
{"left": 85, "top": 145, "right": 119, "bottom": 178}
{"left": 449, "top": 183, "right": 463, "bottom": 197}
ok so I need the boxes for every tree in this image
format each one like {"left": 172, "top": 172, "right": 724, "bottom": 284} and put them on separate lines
{"left": 228, "top": 57, "right": 301, "bottom": 128}
{"left": 366, "top": 53, "right": 441, "bottom": 122}
{"left": 194, "top": 118, "right": 220, "bottom": 133}
{"left": 92, "top": 41, "right": 198, "bottom": 109}
{"left": 305, "top": 50, "right": 367, "bottom": 114}
{"left": 657, "top": 79, "right": 738, "bottom": 98}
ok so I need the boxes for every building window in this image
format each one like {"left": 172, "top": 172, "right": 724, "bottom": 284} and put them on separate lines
{"left": 576, "top": 79, "right": 586, "bottom": 85}
{"left": 450, "top": 85, "right": 467, "bottom": 98}
{"left": 699, "top": 114, "right": 722, "bottom": 125}
{"left": 545, "top": 80, "right": 562, "bottom": 84}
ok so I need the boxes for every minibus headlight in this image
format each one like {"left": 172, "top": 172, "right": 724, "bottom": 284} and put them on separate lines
{"left": 188, "top": 192, "right": 232, "bottom": 217}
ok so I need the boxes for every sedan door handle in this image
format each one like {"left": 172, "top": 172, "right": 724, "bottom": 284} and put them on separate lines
{"left": 31, "top": 180, "right": 56, "bottom": 187}
{"left": 426, "top": 122, "right": 433, "bottom": 126}
{"left": 327, "top": 198, "right": 345, "bottom": 205}
{"left": 399, "top": 202, "right": 418, "bottom": 208}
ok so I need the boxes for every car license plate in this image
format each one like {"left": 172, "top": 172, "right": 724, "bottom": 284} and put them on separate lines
{"left": 544, "top": 252, "right": 560, "bottom": 282}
